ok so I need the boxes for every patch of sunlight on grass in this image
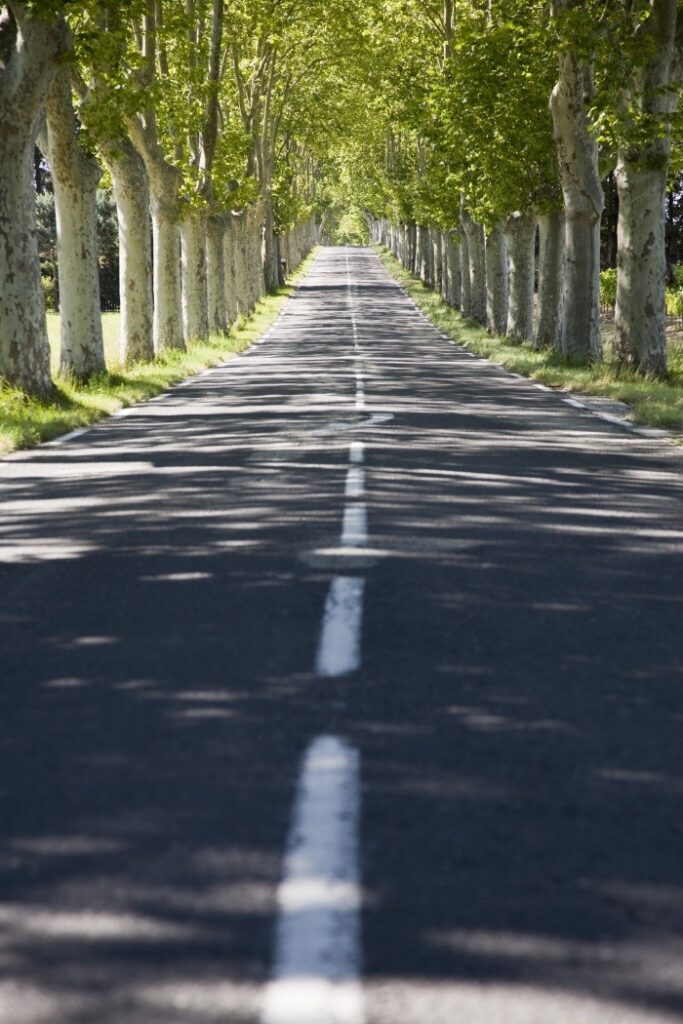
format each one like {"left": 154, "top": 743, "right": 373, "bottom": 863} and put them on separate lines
{"left": 377, "top": 246, "right": 683, "bottom": 437}
{"left": 1, "top": 249, "right": 317, "bottom": 456}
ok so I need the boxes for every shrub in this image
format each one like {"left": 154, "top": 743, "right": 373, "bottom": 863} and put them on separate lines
{"left": 41, "top": 273, "right": 57, "bottom": 312}
{"left": 665, "top": 287, "right": 683, "bottom": 321}
{"left": 600, "top": 268, "right": 617, "bottom": 309}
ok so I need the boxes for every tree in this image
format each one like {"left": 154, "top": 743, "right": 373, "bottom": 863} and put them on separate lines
{"left": 0, "top": 2, "right": 69, "bottom": 393}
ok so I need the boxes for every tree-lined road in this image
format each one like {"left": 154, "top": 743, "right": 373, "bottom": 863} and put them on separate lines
{"left": 1, "top": 248, "right": 682, "bottom": 1023}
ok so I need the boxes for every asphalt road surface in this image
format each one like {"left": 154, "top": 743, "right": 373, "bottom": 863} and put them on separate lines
{"left": 1, "top": 247, "right": 682, "bottom": 1023}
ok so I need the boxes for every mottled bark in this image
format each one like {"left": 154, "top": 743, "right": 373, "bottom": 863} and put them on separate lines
{"left": 432, "top": 227, "right": 442, "bottom": 292}
{"left": 461, "top": 209, "right": 486, "bottom": 324}
{"left": 180, "top": 214, "right": 209, "bottom": 343}
{"left": 613, "top": 0, "right": 680, "bottom": 376}
{"left": 505, "top": 210, "right": 537, "bottom": 342}
{"left": 232, "top": 213, "right": 251, "bottom": 315}
{"left": 417, "top": 225, "right": 430, "bottom": 284}
{"left": 0, "top": 8, "right": 69, "bottom": 393}
{"left": 535, "top": 209, "right": 564, "bottom": 349}
{"left": 485, "top": 221, "right": 508, "bottom": 334}
{"left": 550, "top": 48, "right": 603, "bottom": 362}
{"left": 460, "top": 228, "right": 472, "bottom": 316}
{"left": 207, "top": 214, "right": 227, "bottom": 334}
{"left": 445, "top": 231, "right": 461, "bottom": 309}
{"left": 223, "top": 217, "right": 238, "bottom": 324}
{"left": 44, "top": 67, "right": 105, "bottom": 379}
{"left": 107, "top": 141, "right": 154, "bottom": 363}
{"left": 262, "top": 197, "right": 279, "bottom": 293}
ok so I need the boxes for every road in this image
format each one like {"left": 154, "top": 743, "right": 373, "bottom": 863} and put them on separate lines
{"left": 1, "top": 246, "right": 682, "bottom": 1023}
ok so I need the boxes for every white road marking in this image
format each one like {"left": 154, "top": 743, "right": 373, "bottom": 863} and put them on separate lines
{"left": 345, "top": 466, "right": 365, "bottom": 499}
{"left": 261, "top": 735, "right": 364, "bottom": 1024}
{"left": 315, "top": 576, "right": 365, "bottom": 677}
{"left": 49, "top": 428, "right": 91, "bottom": 446}
{"left": 349, "top": 442, "right": 364, "bottom": 464}
{"left": 342, "top": 503, "right": 368, "bottom": 548}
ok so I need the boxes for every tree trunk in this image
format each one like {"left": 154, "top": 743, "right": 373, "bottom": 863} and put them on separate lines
{"left": 550, "top": 51, "right": 604, "bottom": 362}
{"left": 207, "top": 213, "right": 227, "bottom": 335}
{"left": 432, "top": 228, "right": 442, "bottom": 292}
{"left": 445, "top": 231, "right": 461, "bottom": 308}
{"left": 505, "top": 210, "right": 537, "bottom": 342}
{"left": 461, "top": 209, "right": 486, "bottom": 324}
{"left": 262, "top": 197, "right": 279, "bottom": 293}
{"left": 223, "top": 217, "right": 238, "bottom": 324}
{"left": 180, "top": 213, "right": 209, "bottom": 343}
{"left": 413, "top": 225, "right": 423, "bottom": 282}
{"left": 151, "top": 190, "right": 184, "bottom": 351}
{"left": 612, "top": 0, "right": 679, "bottom": 376}
{"left": 535, "top": 209, "right": 564, "bottom": 349}
{"left": 44, "top": 68, "right": 105, "bottom": 379}
{"left": 0, "top": 141, "right": 53, "bottom": 393}
{"left": 614, "top": 161, "right": 669, "bottom": 374}
{"left": 0, "top": 8, "right": 67, "bottom": 394}
{"left": 233, "top": 214, "right": 251, "bottom": 315}
{"left": 460, "top": 229, "right": 472, "bottom": 315}
{"left": 440, "top": 231, "right": 449, "bottom": 300}
{"left": 485, "top": 221, "right": 508, "bottom": 334}
{"left": 107, "top": 141, "right": 154, "bottom": 364}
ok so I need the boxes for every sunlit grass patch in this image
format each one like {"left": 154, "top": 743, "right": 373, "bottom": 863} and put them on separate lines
{"left": 1, "top": 250, "right": 317, "bottom": 456}
{"left": 378, "top": 246, "right": 683, "bottom": 436}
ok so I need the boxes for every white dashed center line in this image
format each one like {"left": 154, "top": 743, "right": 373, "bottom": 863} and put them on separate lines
{"left": 315, "top": 252, "right": 369, "bottom": 679}
{"left": 261, "top": 735, "right": 364, "bottom": 1024}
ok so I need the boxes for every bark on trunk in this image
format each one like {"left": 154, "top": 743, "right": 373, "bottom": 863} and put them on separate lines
{"left": 460, "top": 229, "right": 472, "bottom": 315}
{"left": 550, "top": 51, "right": 603, "bottom": 362}
{"left": 440, "top": 231, "right": 449, "bottom": 301}
{"left": 614, "top": 162, "right": 668, "bottom": 374}
{"left": 461, "top": 210, "right": 486, "bottom": 324}
{"left": 223, "top": 217, "right": 238, "bottom": 324}
{"left": 505, "top": 210, "right": 537, "bottom": 342}
{"left": 445, "top": 231, "right": 461, "bottom": 308}
{"left": 207, "top": 214, "right": 227, "bottom": 335}
{"left": 0, "top": 142, "right": 52, "bottom": 392}
{"left": 535, "top": 209, "right": 564, "bottom": 349}
{"left": 432, "top": 228, "right": 443, "bottom": 292}
{"left": 233, "top": 214, "right": 251, "bottom": 315}
{"left": 417, "top": 225, "right": 430, "bottom": 284}
{"left": 107, "top": 141, "right": 154, "bottom": 364}
{"left": 612, "top": 0, "right": 680, "bottom": 376}
{"left": 45, "top": 68, "right": 105, "bottom": 379}
{"left": 0, "top": 11, "right": 69, "bottom": 394}
{"left": 262, "top": 197, "right": 279, "bottom": 293}
{"left": 180, "top": 214, "right": 209, "bottom": 343}
{"left": 151, "top": 189, "right": 184, "bottom": 351}
{"left": 485, "top": 221, "right": 508, "bottom": 334}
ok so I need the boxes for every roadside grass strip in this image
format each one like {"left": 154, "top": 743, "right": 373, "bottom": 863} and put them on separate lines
{"left": 377, "top": 246, "right": 683, "bottom": 436}
{"left": 0, "top": 249, "right": 318, "bottom": 456}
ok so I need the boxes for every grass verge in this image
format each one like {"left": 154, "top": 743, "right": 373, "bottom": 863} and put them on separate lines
{"left": 378, "top": 246, "right": 683, "bottom": 436}
{"left": 0, "top": 250, "right": 317, "bottom": 456}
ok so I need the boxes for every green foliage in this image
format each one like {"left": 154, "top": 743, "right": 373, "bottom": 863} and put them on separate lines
{"left": 666, "top": 288, "right": 683, "bottom": 321}
{"left": 600, "top": 268, "right": 618, "bottom": 309}
{"left": 41, "top": 274, "right": 57, "bottom": 312}
{"left": 324, "top": 209, "right": 369, "bottom": 246}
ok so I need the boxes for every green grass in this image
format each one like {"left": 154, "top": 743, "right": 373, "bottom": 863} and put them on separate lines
{"left": 378, "top": 247, "right": 683, "bottom": 436}
{"left": 1, "top": 250, "right": 317, "bottom": 456}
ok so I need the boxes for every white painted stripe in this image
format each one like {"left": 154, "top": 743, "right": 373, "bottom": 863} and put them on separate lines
{"left": 50, "top": 427, "right": 90, "bottom": 446}
{"left": 261, "top": 735, "right": 364, "bottom": 1024}
{"left": 355, "top": 393, "right": 365, "bottom": 411}
{"left": 349, "top": 442, "right": 364, "bottom": 465}
{"left": 342, "top": 503, "right": 367, "bottom": 547}
{"left": 345, "top": 466, "right": 365, "bottom": 499}
{"left": 315, "top": 576, "right": 365, "bottom": 677}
